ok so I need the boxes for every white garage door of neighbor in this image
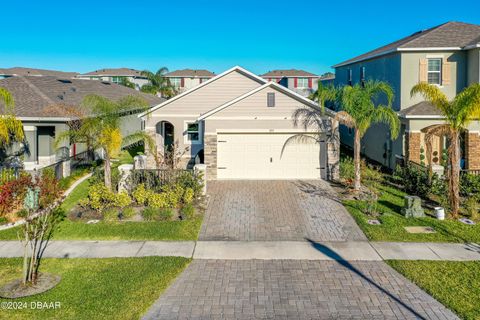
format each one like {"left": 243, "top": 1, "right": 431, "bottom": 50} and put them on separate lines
{"left": 217, "top": 133, "right": 322, "bottom": 179}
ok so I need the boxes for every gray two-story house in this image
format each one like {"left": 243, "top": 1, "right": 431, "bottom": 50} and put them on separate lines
{"left": 260, "top": 69, "right": 320, "bottom": 97}
{"left": 334, "top": 21, "right": 480, "bottom": 171}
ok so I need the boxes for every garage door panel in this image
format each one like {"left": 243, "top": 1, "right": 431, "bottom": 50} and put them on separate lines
{"left": 217, "top": 133, "right": 321, "bottom": 179}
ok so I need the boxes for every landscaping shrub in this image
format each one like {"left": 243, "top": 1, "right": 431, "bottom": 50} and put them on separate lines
{"left": 339, "top": 157, "right": 355, "bottom": 182}
{"left": 463, "top": 197, "right": 479, "bottom": 220}
{"left": 158, "top": 208, "right": 174, "bottom": 221}
{"left": 142, "top": 207, "right": 157, "bottom": 221}
{"left": 175, "top": 171, "right": 203, "bottom": 198}
{"left": 180, "top": 204, "right": 195, "bottom": 220}
{"left": 85, "top": 183, "right": 116, "bottom": 212}
{"left": 393, "top": 164, "right": 431, "bottom": 198}
{"left": 103, "top": 208, "right": 119, "bottom": 221}
{"left": 460, "top": 173, "right": 480, "bottom": 197}
{"left": 148, "top": 193, "right": 167, "bottom": 209}
{"left": 113, "top": 191, "right": 132, "bottom": 208}
{"left": 132, "top": 184, "right": 149, "bottom": 205}
{"left": 182, "top": 188, "right": 194, "bottom": 205}
{"left": 0, "top": 217, "right": 7, "bottom": 224}
{"left": 121, "top": 207, "right": 136, "bottom": 219}
{"left": 161, "top": 184, "right": 184, "bottom": 208}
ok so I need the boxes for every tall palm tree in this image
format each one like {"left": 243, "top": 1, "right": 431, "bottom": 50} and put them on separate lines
{"left": 140, "top": 67, "right": 177, "bottom": 98}
{"left": 56, "top": 95, "right": 157, "bottom": 190}
{"left": 0, "top": 87, "right": 24, "bottom": 149}
{"left": 337, "top": 81, "right": 400, "bottom": 191}
{"left": 411, "top": 82, "right": 480, "bottom": 217}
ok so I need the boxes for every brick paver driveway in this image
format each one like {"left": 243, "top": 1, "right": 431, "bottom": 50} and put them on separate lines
{"left": 199, "top": 180, "right": 366, "bottom": 242}
{"left": 144, "top": 260, "right": 457, "bottom": 320}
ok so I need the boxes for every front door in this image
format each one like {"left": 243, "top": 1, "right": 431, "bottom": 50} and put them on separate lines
{"left": 163, "top": 122, "right": 174, "bottom": 152}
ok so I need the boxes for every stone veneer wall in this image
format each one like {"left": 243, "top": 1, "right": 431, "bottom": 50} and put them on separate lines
{"left": 204, "top": 134, "right": 217, "bottom": 180}
{"left": 466, "top": 132, "right": 480, "bottom": 170}
{"left": 406, "top": 132, "right": 421, "bottom": 164}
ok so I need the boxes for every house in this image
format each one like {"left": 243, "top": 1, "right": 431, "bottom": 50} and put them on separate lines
{"left": 140, "top": 66, "right": 339, "bottom": 181}
{"left": 260, "top": 69, "right": 319, "bottom": 97}
{"left": 333, "top": 21, "right": 480, "bottom": 170}
{"left": 0, "top": 67, "right": 78, "bottom": 79}
{"left": 319, "top": 72, "right": 335, "bottom": 87}
{"left": 76, "top": 68, "right": 149, "bottom": 90}
{"left": 163, "top": 69, "right": 215, "bottom": 93}
{"left": 0, "top": 76, "right": 163, "bottom": 174}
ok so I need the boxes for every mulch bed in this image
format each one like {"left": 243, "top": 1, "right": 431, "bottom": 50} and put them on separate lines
{"left": 0, "top": 273, "right": 61, "bottom": 298}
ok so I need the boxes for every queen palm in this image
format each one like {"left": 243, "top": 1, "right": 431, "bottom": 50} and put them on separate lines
{"left": 411, "top": 82, "right": 480, "bottom": 217}
{"left": 0, "top": 87, "right": 24, "bottom": 149}
{"left": 140, "top": 67, "right": 177, "bottom": 98}
{"left": 337, "top": 81, "right": 400, "bottom": 191}
{"left": 56, "top": 95, "right": 157, "bottom": 190}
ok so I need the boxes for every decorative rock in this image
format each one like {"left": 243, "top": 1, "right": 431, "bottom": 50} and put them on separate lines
{"left": 401, "top": 196, "right": 425, "bottom": 218}
{"left": 459, "top": 218, "right": 476, "bottom": 225}
{"left": 367, "top": 219, "right": 381, "bottom": 225}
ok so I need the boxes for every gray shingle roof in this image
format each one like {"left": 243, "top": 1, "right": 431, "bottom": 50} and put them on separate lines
{"left": 0, "top": 67, "right": 78, "bottom": 78}
{"left": 335, "top": 21, "right": 480, "bottom": 67}
{"left": 79, "top": 68, "right": 145, "bottom": 77}
{"left": 260, "top": 69, "right": 318, "bottom": 77}
{"left": 164, "top": 69, "right": 215, "bottom": 77}
{"left": 398, "top": 101, "right": 443, "bottom": 118}
{"left": 0, "top": 76, "right": 164, "bottom": 118}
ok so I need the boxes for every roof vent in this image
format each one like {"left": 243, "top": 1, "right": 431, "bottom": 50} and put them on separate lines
{"left": 57, "top": 94, "right": 64, "bottom": 100}
{"left": 267, "top": 92, "right": 275, "bottom": 107}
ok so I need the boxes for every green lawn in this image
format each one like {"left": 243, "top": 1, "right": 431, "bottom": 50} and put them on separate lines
{"left": 0, "top": 216, "right": 203, "bottom": 241}
{"left": 61, "top": 178, "right": 90, "bottom": 213}
{"left": 344, "top": 183, "right": 480, "bottom": 243}
{"left": 0, "top": 257, "right": 189, "bottom": 320}
{"left": 387, "top": 260, "right": 480, "bottom": 320}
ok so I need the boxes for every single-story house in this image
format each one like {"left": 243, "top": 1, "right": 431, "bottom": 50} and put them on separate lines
{"left": 140, "top": 66, "right": 339, "bottom": 181}
{"left": 0, "top": 76, "right": 163, "bottom": 174}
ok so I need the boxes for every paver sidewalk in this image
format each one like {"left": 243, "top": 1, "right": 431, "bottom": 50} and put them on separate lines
{"left": 1, "top": 240, "right": 479, "bottom": 261}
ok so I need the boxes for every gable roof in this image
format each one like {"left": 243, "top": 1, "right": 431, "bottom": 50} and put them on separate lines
{"left": 139, "top": 66, "right": 267, "bottom": 117}
{"left": 261, "top": 69, "right": 318, "bottom": 78}
{"left": 0, "top": 76, "right": 163, "bottom": 119}
{"left": 334, "top": 21, "right": 480, "bottom": 67}
{"left": 198, "top": 82, "right": 335, "bottom": 121}
{"left": 0, "top": 67, "right": 78, "bottom": 78}
{"left": 79, "top": 68, "right": 145, "bottom": 77}
{"left": 164, "top": 69, "right": 215, "bottom": 78}
{"left": 398, "top": 101, "right": 444, "bottom": 119}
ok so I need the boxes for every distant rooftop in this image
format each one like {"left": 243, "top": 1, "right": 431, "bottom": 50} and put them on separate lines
{"left": 0, "top": 67, "right": 78, "bottom": 78}
{"left": 260, "top": 69, "right": 318, "bottom": 78}
{"left": 0, "top": 76, "right": 163, "bottom": 118}
{"left": 79, "top": 68, "right": 145, "bottom": 77}
{"left": 334, "top": 21, "right": 480, "bottom": 67}
{"left": 164, "top": 69, "right": 215, "bottom": 78}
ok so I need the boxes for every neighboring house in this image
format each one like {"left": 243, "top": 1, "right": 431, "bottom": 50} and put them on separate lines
{"left": 163, "top": 69, "right": 215, "bottom": 93}
{"left": 0, "top": 67, "right": 78, "bottom": 79}
{"left": 260, "top": 69, "right": 319, "bottom": 97}
{"left": 319, "top": 72, "right": 335, "bottom": 87}
{"left": 333, "top": 21, "right": 480, "bottom": 170}
{"left": 0, "top": 76, "right": 163, "bottom": 173}
{"left": 140, "top": 66, "right": 339, "bottom": 181}
{"left": 76, "top": 68, "right": 149, "bottom": 90}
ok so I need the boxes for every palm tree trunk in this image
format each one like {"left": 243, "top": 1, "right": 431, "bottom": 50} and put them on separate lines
{"left": 104, "top": 152, "right": 112, "bottom": 190}
{"left": 353, "top": 129, "right": 361, "bottom": 191}
{"left": 449, "top": 131, "right": 460, "bottom": 218}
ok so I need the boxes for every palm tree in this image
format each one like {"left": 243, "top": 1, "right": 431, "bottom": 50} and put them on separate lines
{"left": 411, "top": 82, "right": 480, "bottom": 217}
{"left": 56, "top": 95, "right": 157, "bottom": 190}
{"left": 140, "top": 67, "right": 177, "bottom": 98}
{"left": 0, "top": 87, "right": 24, "bottom": 149}
{"left": 119, "top": 77, "right": 135, "bottom": 89}
{"left": 337, "top": 81, "right": 400, "bottom": 191}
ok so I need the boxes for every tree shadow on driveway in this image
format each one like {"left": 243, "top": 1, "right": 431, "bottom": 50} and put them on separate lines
{"left": 305, "top": 238, "right": 427, "bottom": 320}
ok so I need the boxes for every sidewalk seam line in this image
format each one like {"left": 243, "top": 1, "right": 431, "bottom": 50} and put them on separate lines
{"left": 134, "top": 241, "right": 147, "bottom": 257}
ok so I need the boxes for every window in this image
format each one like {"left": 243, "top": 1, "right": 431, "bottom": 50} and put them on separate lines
{"left": 267, "top": 92, "right": 275, "bottom": 107}
{"left": 427, "top": 59, "right": 442, "bottom": 85}
{"left": 297, "top": 78, "right": 308, "bottom": 88}
{"left": 200, "top": 78, "right": 209, "bottom": 83}
{"left": 111, "top": 76, "right": 122, "bottom": 84}
{"left": 186, "top": 123, "right": 199, "bottom": 141}
{"left": 170, "top": 78, "right": 181, "bottom": 87}
{"left": 347, "top": 69, "right": 352, "bottom": 86}
{"left": 360, "top": 67, "right": 366, "bottom": 86}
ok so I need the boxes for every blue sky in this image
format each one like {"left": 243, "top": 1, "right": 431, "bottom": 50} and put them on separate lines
{"left": 2, "top": 0, "right": 480, "bottom": 75}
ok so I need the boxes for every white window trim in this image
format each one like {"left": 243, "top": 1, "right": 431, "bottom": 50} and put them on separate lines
{"left": 427, "top": 58, "right": 442, "bottom": 86}
{"left": 184, "top": 121, "right": 202, "bottom": 145}
{"left": 297, "top": 78, "right": 309, "bottom": 88}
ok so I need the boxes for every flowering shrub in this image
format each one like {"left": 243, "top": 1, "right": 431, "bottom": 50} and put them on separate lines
{"left": 113, "top": 192, "right": 132, "bottom": 208}
{"left": 132, "top": 184, "right": 149, "bottom": 205}
{"left": 183, "top": 188, "right": 194, "bottom": 205}
{"left": 148, "top": 193, "right": 167, "bottom": 209}
{"left": 86, "top": 183, "right": 116, "bottom": 212}
{"left": 0, "top": 175, "right": 33, "bottom": 218}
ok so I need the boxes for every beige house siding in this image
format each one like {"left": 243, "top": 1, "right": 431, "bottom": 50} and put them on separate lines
{"left": 467, "top": 48, "right": 480, "bottom": 85}
{"left": 400, "top": 51, "right": 467, "bottom": 109}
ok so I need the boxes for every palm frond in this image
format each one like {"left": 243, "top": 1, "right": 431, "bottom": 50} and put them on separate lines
{"left": 280, "top": 134, "right": 318, "bottom": 158}
{"left": 365, "top": 80, "right": 394, "bottom": 107}
{"left": 334, "top": 111, "right": 356, "bottom": 128}
{"left": 140, "top": 84, "right": 158, "bottom": 95}
{"left": 291, "top": 106, "right": 326, "bottom": 132}
{"left": 370, "top": 106, "right": 401, "bottom": 139}
{"left": 453, "top": 83, "right": 480, "bottom": 126}
{"left": 410, "top": 83, "right": 449, "bottom": 115}
{"left": 0, "top": 87, "right": 14, "bottom": 110}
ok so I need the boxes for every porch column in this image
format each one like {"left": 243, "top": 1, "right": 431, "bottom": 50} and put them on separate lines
{"left": 406, "top": 131, "right": 421, "bottom": 164}
{"left": 144, "top": 127, "right": 158, "bottom": 169}
{"left": 23, "top": 125, "right": 37, "bottom": 163}
{"left": 466, "top": 131, "right": 480, "bottom": 170}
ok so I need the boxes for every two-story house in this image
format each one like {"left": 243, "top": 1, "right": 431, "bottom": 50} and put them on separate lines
{"left": 163, "top": 69, "right": 215, "bottom": 93}
{"left": 334, "top": 21, "right": 480, "bottom": 170}
{"left": 260, "top": 69, "right": 319, "bottom": 97}
{"left": 76, "top": 68, "right": 149, "bottom": 90}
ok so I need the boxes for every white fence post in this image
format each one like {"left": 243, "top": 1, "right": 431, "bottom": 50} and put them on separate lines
{"left": 118, "top": 164, "right": 134, "bottom": 193}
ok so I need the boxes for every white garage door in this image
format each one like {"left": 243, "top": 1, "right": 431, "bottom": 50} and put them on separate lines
{"left": 217, "top": 133, "right": 323, "bottom": 179}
